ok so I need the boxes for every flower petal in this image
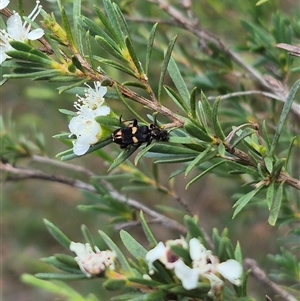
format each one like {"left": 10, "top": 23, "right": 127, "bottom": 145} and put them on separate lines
{"left": 27, "top": 28, "right": 44, "bottom": 40}
{"left": 73, "top": 140, "right": 90, "bottom": 156}
{"left": 0, "top": 0, "right": 10, "bottom": 9}
{"left": 217, "top": 259, "right": 243, "bottom": 286}
{"left": 189, "top": 238, "right": 207, "bottom": 261}
{"left": 174, "top": 260, "right": 199, "bottom": 290}
{"left": 146, "top": 242, "right": 166, "bottom": 269}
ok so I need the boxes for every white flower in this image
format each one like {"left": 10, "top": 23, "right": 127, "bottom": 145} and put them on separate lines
{"left": 174, "top": 238, "right": 243, "bottom": 293}
{"left": 174, "top": 259, "right": 199, "bottom": 290}
{"left": 0, "top": 0, "right": 10, "bottom": 9}
{"left": 82, "top": 81, "right": 108, "bottom": 110}
{"left": 0, "top": 0, "right": 44, "bottom": 64}
{"left": 217, "top": 259, "right": 243, "bottom": 286}
{"left": 70, "top": 242, "right": 116, "bottom": 278}
{"left": 146, "top": 238, "right": 188, "bottom": 272}
{"left": 68, "top": 82, "right": 110, "bottom": 156}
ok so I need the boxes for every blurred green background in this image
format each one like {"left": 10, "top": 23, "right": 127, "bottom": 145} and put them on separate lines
{"left": 1, "top": 0, "right": 298, "bottom": 300}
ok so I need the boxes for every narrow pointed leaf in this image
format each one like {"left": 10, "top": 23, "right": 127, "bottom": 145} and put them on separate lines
{"left": 4, "top": 70, "right": 60, "bottom": 79}
{"left": 167, "top": 56, "right": 190, "bottom": 107}
{"left": 164, "top": 85, "right": 188, "bottom": 112}
{"left": 73, "top": 0, "right": 82, "bottom": 53}
{"left": 125, "top": 36, "right": 144, "bottom": 75}
{"left": 140, "top": 211, "right": 157, "bottom": 245}
{"left": 5, "top": 50, "right": 53, "bottom": 65}
{"left": 184, "top": 121, "right": 213, "bottom": 142}
{"left": 266, "top": 181, "right": 275, "bottom": 210}
{"left": 212, "top": 97, "right": 225, "bottom": 140}
{"left": 146, "top": 23, "right": 158, "bottom": 75}
{"left": 61, "top": 8, "right": 75, "bottom": 48}
{"left": 134, "top": 143, "right": 157, "bottom": 166}
{"left": 99, "top": 230, "right": 132, "bottom": 273}
{"left": 200, "top": 91, "right": 213, "bottom": 123}
{"left": 270, "top": 79, "right": 300, "bottom": 154}
{"left": 232, "top": 185, "right": 264, "bottom": 218}
{"left": 108, "top": 146, "right": 139, "bottom": 171}
{"left": 94, "top": 56, "right": 136, "bottom": 76}
{"left": 9, "top": 41, "right": 51, "bottom": 61}
{"left": 189, "top": 87, "right": 197, "bottom": 119}
{"left": 81, "top": 225, "right": 96, "bottom": 249}
{"left": 158, "top": 36, "right": 177, "bottom": 102}
{"left": 43, "top": 219, "right": 72, "bottom": 249}
{"left": 94, "top": 37, "right": 126, "bottom": 62}
{"left": 186, "top": 160, "right": 225, "bottom": 189}
{"left": 120, "top": 230, "right": 148, "bottom": 259}
{"left": 102, "top": 0, "right": 124, "bottom": 46}
{"left": 185, "top": 146, "right": 213, "bottom": 176}
{"left": 268, "top": 181, "right": 284, "bottom": 226}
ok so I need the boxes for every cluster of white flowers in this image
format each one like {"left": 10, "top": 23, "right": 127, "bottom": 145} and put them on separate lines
{"left": 68, "top": 81, "right": 110, "bottom": 156}
{"left": 0, "top": 0, "right": 44, "bottom": 64}
{"left": 70, "top": 242, "right": 116, "bottom": 278}
{"left": 146, "top": 237, "right": 243, "bottom": 295}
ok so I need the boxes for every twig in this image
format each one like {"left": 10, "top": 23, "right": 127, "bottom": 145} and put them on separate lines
{"left": 207, "top": 90, "right": 300, "bottom": 117}
{"left": 1, "top": 161, "right": 186, "bottom": 234}
{"left": 244, "top": 258, "right": 298, "bottom": 301}
{"left": 147, "top": 0, "right": 286, "bottom": 98}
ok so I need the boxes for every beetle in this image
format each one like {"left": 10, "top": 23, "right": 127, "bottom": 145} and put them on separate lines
{"left": 111, "top": 117, "right": 169, "bottom": 149}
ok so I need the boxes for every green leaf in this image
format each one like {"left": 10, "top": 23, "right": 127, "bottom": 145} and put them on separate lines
{"left": 256, "top": 0, "right": 270, "bottom": 5}
{"left": 186, "top": 160, "right": 225, "bottom": 189}
{"left": 266, "top": 181, "right": 275, "bottom": 210}
{"left": 134, "top": 142, "right": 157, "bottom": 165}
{"left": 158, "top": 36, "right": 177, "bottom": 102}
{"left": 272, "top": 158, "right": 286, "bottom": 179}
{"left": 9, "top": 41, "right": 51, "bottom": 61}
{"left": 200, "top": 91, "right": 213, "bottom": 123}
{"left": 59, "top": 137, "right": 112, "bottom": 161}
{"left": 125, "top": 36, "right": 144, "bottom": 75}
{"left": 34, "top": 273, "right": 86, "bottom": 280}
{"left": 4, "top": 70, "right": 61, "bottom": 80}
{"left": 108, "top": 146, "right": 139, "bottom": 171}
{"left": 268, "top": 181, "right": 284, "bottom": 226}
{"left": 140, "top": 211, "right": 157, "bottom": 245}
{"left": 234, "top": 241, "right": 243, "bottom": 264}
{"left": 102, "top": 0, "right": 125, "bottom": 46}
{"left": 212, "top": 97, "right": 225, "bottom": 140}
{"left": 81, "top": 225, "right": 96, "bottom": 249}
{"left": 230, "top": 128, "right": 256, "bottom": 148}
{"left": 185, "top": 146, "right": 213, "bottom": 176}
{"left": 103, "top": 278, "right": 126, "bottom": 291}
{"left": 94, "top": 56, "right": 135, "bottom": 76}
{"left": 146, "top": 23, "right": 158, "bottom": 75}
{"left": 184, "top": 216, "right": 205, "bottom": 244}
{"left": 43, "top": 219, "right": 72, "bottom": 250}
{"left": 120, "top": 230, "right": 148, "bottom": 260}
{"left": 184, "top": 121, "right": 213, "bottom": 142}
{"left": 189, "top": 87, "right": 198, "bottom": 119}
{"left": 232, "top": 185, "right": 265, "bottom": 218}
{"left": 167, "top": 56, "right": 190, "bottom": 108}
{"left": 73, "top": 0, "right": 82, "bottom": 53}
{"left": 164, "top": 85, "right": 189, "bottom": 113}
{"left": 263, "top": 156, "right": 273, "bottom": 173}
{"left": 94, "top": 37, "right": 125, "bottom": 62}
{"left": 270, "top": 79, "right": 300, "bottom": 154}
{"left": 80, "top": 15, "right": 111, "bottom": 41}
{"left": 226, "top": 161, "right": 258, "bottom": 176}
{"left": 284, "top": 136, "right": 297, "bottom": 169}
{"left": 22, "top": 274, "right": 85, "bottom": 296}
{"left": 99, "top": 230, "right": 132, "bottom": 274}
{"left": 61, "top": 7, "right": 75, "bottom": 48}
{"left": 5, "top": 50, "right": 53, "bottom": 66}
